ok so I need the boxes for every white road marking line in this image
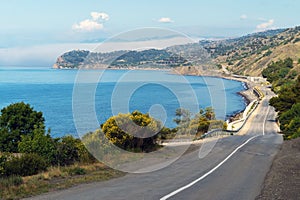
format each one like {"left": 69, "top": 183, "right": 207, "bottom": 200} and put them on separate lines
{"left": 161, "top": 99, "right": 272, "bottom": 200}
{"left": 160, "top": 135, "right": 259, "bottom": 200}
{"left": 263, "top": 106, "right": 270, "bottom": 136}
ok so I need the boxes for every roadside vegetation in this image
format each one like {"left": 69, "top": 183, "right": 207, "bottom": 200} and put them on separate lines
{"left": 0, "top": 102, "right": 225, "bottom": 199}
{"left": 0, "top": 102, "right": 118, "bottom": 199}
{"left": 262, "top": 58, "right": 300, "bottom": 139}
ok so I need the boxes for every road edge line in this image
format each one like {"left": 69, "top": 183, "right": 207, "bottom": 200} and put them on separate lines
{"left": 160, "top": 135, "right": 259, "bottom": 200}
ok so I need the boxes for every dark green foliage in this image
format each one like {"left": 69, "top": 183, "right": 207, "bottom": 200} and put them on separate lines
{"left": 260, "top": 58, "right": 300, "bottom": 139}
{"left": 56, "top": 136, "right": 84, "bottom": 166}
{"left": 59, "top": 50, "right": 89, "bottom": 68}
{"left": 0, "top": 102, "right": 97, "bottom": 179}
{"left": 262, "top": 58, "right": 294, "bottom": 87}
{"left": 53, "top": 135, "right": 95, "bottom": 166}
{"left": 0, "top": 129, "right": 17, "bottom": 154}
{"left": 18, "top": 129, "right": 57, "bottom": 165}
{"left": 270, "top": 76, "right": 300, "bottom": 113}
{"left": 112, "top": 49, "right": 188, "bottom": 67}
{"left": 285, "top": 58, "right": 294, "bottom": 68}
{"left": 0, "top": 102, "right": 45, "bottom": 152}
{"left": 57, "top": 49, "right": 189, "bottom": 69}
{"left": 19, "top": 130, "right": 95, "bottom": 166}
{"left": 0, "top": 153, "right": 13, "bottom": 176}
{"left": 158, "top": 127, "right": 175, "bottom": 140}
{"left": 269, "top": 74, "right": 300, "bottom": 139}
{"left": 287, "top": 70, "right": 298, "bottom": 79}
{"left": 2, "top": 153, "right": 48, "bottom": 177}
{"left": 279, "top": 103, "right": 300, "bottom": 139}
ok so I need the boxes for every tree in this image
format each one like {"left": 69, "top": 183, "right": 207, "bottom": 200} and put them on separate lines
{"left": 203, "top": 107, "right": 216, "bottom": 120}
{"left": 18, "top": 128, "right": 57, "bottom": 165}
{"left": 0, "top": 102, "right": 45, "bottom": 152}
{"left": 173, "top": 108, "right": 191, "bottom": 125}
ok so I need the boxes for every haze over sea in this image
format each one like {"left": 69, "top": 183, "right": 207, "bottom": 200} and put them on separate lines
{"left": 0, "top": 67, "right": 246, "bottom": 138}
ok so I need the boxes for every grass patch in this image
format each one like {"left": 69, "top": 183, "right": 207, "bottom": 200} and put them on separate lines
{"left": 0, "top": 175, "right": 23, "bottom": 188}
{"left": 0, "top": 162, "right": 125, "bottom": 200}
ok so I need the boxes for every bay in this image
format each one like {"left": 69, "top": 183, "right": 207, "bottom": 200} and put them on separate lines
{"left": 0, "top": 67, "right": 246, "bottom": 138}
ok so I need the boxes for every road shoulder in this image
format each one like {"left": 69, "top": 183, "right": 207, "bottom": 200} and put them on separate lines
{"left": 256, "top": 137, "right": 300, "bottom": 200}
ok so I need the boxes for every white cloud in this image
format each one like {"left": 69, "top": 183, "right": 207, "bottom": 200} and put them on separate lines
{"left": 91, "top": 12, "right": 109, "bottom": 21}
{"left": 158, "top": 17, "right": 174, "bottom": 23}
{"left": 256, "top": 19, "right": 275, "bottom": 31}
{"left": 72, "top": 12, "right": 109, "bottom": 32}
{"left": 240, "top": 14, "right": 247, "bottom": 20}
{"left": 72, "top": 19, "right": 104, "bottom": 31}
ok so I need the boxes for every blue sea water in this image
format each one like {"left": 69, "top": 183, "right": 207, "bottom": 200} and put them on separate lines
{"left": 0, "top": 67, "right": 246, "bottom": 138}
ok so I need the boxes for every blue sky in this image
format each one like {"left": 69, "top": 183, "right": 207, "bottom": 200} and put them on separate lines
{"left": 1, "top": 0, "right": 299, "bottom": 48}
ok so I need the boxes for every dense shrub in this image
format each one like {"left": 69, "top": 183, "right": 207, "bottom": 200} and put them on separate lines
{"left": 55, "top": 136, "right": 95, "bottom": 166}
{"left": 102, "top": 111, "right": 161, "bottom": 152}
{"left": 265, "top": 58, "right": 300, "bottom": 139}
{"left": 262, "top": 58, "right": 294, "bottom": 86}
{"left": 18, "top": 129, "right": 57, "bottom": 165}
{"left": 2, "top": 153, "right": 48, "bottom": 177}
{"left": 0, "top": 153, "right": 14, "bottom": 176}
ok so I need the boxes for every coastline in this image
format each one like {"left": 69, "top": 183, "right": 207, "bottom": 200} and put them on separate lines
{"left": 220, "top": 78, "right": 257, "bottom": 122}
{"left": 170, "top": 68, "right": 257, "bottom": 122}
{"left": 54, "top": 66, "right": 256, "bottom": 122}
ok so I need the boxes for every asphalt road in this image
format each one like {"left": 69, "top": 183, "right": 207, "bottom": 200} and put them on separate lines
{"left": 26, "top": 89, "right": 283, "bottom": 200}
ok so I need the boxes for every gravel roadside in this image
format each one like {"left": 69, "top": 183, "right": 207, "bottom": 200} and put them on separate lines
{"left": 256, "top": 137, "right": 300, "bottom": 200}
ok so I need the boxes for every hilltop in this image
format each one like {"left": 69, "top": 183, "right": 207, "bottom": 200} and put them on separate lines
{"left": 53, "top": 49, "right": 197, "bottom": 70}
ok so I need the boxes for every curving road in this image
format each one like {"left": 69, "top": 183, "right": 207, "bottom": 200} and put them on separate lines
{"left": 26, "top": 88, "right": 282, "bottom": 200}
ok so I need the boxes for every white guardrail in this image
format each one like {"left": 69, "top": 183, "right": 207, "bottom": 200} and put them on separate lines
{"left": 163, "top": 87, "right": 264, "bottom": 143}
{"left": 202, "top": 96, "right": 260, "bottom": 138}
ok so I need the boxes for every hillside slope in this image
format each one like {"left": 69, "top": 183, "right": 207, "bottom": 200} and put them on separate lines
{"left": 202, "top": 27, "right": 300, "bottom": 76}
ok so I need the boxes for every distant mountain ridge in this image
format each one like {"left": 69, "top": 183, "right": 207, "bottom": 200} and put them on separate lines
{"left": 54, "top": 26, "right": 300, "bottom": 76}
{"left": 53, "top": 49, "right": 196, "bottom": 69}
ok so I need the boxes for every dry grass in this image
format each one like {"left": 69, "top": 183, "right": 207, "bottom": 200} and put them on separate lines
{"left": 0, "top": 162, "right": 125, "bottom": 200}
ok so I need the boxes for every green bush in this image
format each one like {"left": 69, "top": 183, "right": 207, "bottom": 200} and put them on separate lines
{"left": 0, "top": 153, "right": 14, "bottom": 176}
{"left": 3, "top": 153, "right": 48, "bottom": 177}
{"left": 102, "top": 111, "right": 161, "bottom": 152}
{"left": 0, "top": 175, "right": 23, "bottom": 188}
{"left": 55, "top": 136, "right": 82, "bottom": 166}
{"left": 18, "top": 129, "right": 57, "bottom": 165}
